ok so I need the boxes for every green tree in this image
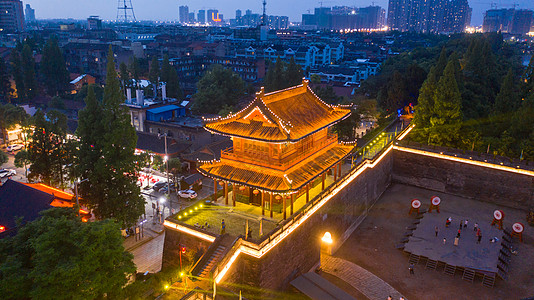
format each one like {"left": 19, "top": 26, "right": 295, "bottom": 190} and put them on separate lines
{"left": 74, "top": 83, "right": 104, "bottom": 102}
{"left": 41, "top": 37, "right": 70, "bottom": 96}
{"left": 521, "top": 54, "right": 534, "bottom": 100}
{"left": 77, "top": 47, "right": 144, "bottom": 227}
{"left": 494, "top": 68, "right": 520, "bottom": 115}
{"left": 10, "top": 48, "right": 24, "bottom": 101}
{"left": 129, "top": 56, "right": 141, "bottom": 87}
{"left": 160, "top": 55, "right": 171, "bottom": 84}
{"left": 412, "top": 67, "right": 438, "bottom": 142}
{"left": 285, "top": 57, "right": 302, "bottom": 87}
{"left": 166, "top": 66, "right": 183, "bottom": 100}
{"left": 0, "top": 151, "right": 7, "bottom": 166}
{"left": 119, "top": 62, "right": 131, "bottom": 90}
{"left": 27, "top": 110, "right": 67, "bottom": 186}
{"left": 48, "top": 96, "right": 66, "bottom": 110}
{"left": 14, "top": 149, "right": 30, "bottom": 178}
{"left": 192, "top": 64, "right": 244, "bottom": 114}
{"left": 0, "top": 208, "right": 136, "bottom": 299}
{"left": 313, "top": 85, "right": 341, "bottom": 104}
{"left": 148, "top": 56, "right": 159, "bottom": 98}
{"left": 0, "top": 57, "right": 13, "bottom": 102}
{"left": 0, "top": 103, "right": 27, "bottom": 147}
{"left": 334, "top": 109, "right": 361, "bottom": 141}
{"left": 429, "top": 60, "right": 462, "bottom": 147}
{"left": 21, "top": 44, "right": 38, "bottom": 100}
{"left": 310, "top": 74, "right": 321, "bottom": 84}
{"left": 168, "top": 157, "right": 182, "bottom": 185}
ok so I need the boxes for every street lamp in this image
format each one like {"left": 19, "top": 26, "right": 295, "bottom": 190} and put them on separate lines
{"left": 74, "top": 178, "right": 89, "bottom": 216}
{"left": 158, "top": 133, "right": 171, "bottom": 200}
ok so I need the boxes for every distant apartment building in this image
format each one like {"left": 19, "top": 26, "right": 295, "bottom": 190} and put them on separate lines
{"left": 236, "top": 43, "right": 344, "bottom": 69}
{"left": 87, "top": 16, "right": 102, "bottom": 30}
{"left": 387, "top": 0, "right": 471, "bottom": 33}
{"left": 0, "top": 0, "right": 24, "bottom": 32}
{"left": 207, "top": 9, "right": 221, "bottom": 25}
{"left": 483, "top": 8, "right": 533, "bottom": 35}
{"left": 309, "top": 60, "right": 381, "bottom": 84}
{"left": 24, "top": 4, "right": 35, "bottom": 23}
{"left": 302, "top": 6, "right": 386, "bottom": 30}
{"left": 179, "top": 6, "right": 189, "bottom": 23}
{"left": 197, "top": 10, "right": 206, "bottom": 23}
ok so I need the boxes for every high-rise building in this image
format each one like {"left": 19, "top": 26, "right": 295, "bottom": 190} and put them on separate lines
{"left": 87, "top": 16, "right": 102, "bottom": 30}
{"left": 0, "top": 0, "right": 24, "bottom": 32}
{"left": 24, "top": 4, "right": 35, "bottom": 23}
{"left": 483, "top": 8, "right": 533, "bottom": 35}
{"left": 387, "top": 0, "right": 470, "bottom": 33}
{"left": 188, "top": 12, "right": 195, "bottom": 23}
{"left": 179, "top": 5, "right": 189, "bottom": 23}
{"left": 198, "top": 10, "right": 206, "bottom": 23}
{"left": 302, "top": 5, "right": 386, "bottom": 30}
{"left": 511, "top": 9, "right": 533, "bottom": 35}
{"left": 236, "top": 9, "right": 242, "bottom": 18}
{"left": 207, "top": 9, "right": 220, "bottom": 25}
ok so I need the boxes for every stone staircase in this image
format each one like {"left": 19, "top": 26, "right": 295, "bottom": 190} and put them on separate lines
{"left": 198, "top": 245, "right": 227, "bottom": 278}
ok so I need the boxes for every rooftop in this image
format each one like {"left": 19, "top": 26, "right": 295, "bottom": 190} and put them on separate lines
{"left": 204, "top": 80, "right": 351, "bottom": 143}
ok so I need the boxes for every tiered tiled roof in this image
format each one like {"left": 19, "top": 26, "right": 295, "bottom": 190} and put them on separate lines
{"left": 203, "top": 80, "right": 351, "bottom": 142}
{"left": 199, "top": 144, "right": 352, "bottom": 193}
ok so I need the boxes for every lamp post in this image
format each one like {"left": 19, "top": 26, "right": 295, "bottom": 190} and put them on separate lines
{"left": 158, "top": 133, "right": 171, "bottom": 204}
{"left": 74, "top": 178, "right": 89, "bottom": 216}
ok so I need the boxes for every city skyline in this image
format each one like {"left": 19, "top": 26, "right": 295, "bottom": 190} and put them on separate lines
{"left": 23, "top": 0, "right": 534, "bottom": 26}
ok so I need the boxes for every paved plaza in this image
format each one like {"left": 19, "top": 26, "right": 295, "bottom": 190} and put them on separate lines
{"left": 404, "top": 211, "right": 503, "bottom": 273}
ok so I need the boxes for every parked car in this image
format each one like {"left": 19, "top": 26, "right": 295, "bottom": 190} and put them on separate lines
{"left": 152, "top": 181, "right": 167, "bottom": 192}
{"left": 0, "top": 169, "right": 16, "bottom": 178}
{"left": 178, "top": 189, "right": 197, "bottom": 199}
{"left": 159, "top": 185, "right": 176, "bottom": 194}
{"left": 6, "top": 144, "right": 23, "bottom": 152}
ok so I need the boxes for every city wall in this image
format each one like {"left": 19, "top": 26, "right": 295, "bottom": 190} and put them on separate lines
{"left": 220, "top": 152, "right": 394, "bottom": 295}
{"left": 392, "top": 147, "right": 534, "bottom": 210}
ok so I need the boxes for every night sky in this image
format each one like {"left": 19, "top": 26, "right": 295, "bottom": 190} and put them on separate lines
{"left": 23, "top": 0, "right": 534, "bottom": 26}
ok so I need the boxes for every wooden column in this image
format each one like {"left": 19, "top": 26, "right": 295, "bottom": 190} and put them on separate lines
{"left": 322, "top": 173, "right": 325, "bottom": 190}
{"left": 224, "top": 182, "right": 228, "bottom": 205}
{"left": 306, "top": 184, "right": 309, "bottom": 203}
{"left": 290, "top": 193, "right": 294, "bottom": 215}
{"left": 338, "top": 162, "right": 342, "bottom": 177}
{"left": 213, "top": 179, "right": 217, "bottom": 201}
{"left": 270, "top": 193, "right": 273, "bottom": 218}
{"left": 232, "top": 185, "right": 236, "bottom": 206}
{"left": 283, "top": 196, "right": 286, "bottom": 220}
{"left": 334, "top": 166, "right": 337, "bottom": 181}
{"left": 261, "top": 191, "right": 265, "bottom": 216}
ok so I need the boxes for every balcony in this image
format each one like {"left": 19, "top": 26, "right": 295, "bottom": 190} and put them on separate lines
{"left": 220, "top": 135, "right": 338, "bottom": 171}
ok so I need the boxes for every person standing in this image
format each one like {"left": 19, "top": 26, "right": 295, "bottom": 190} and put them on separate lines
{"left": 476, "top": 228, "right": 482, "bottom": 244}
{"left": 435, "top": 226, "right": 439, "bottom": 237}
{"left": 443, "top": 238, "right": 447, "bottom": 244}
{"left": 464, "top": 219, "right": 468, "bottom": 229}
{"left": 459, "top": 220, "right": 463, "bottom": 230}
{"left": 457, "top": 228, "right": 461, "bottom": 238}
{"left": 221, "top": 219, "right": 226, "bottom": 235}
{"left": 409, "top": 264, "right": 414, "bottom": 275}
{"left": 454, "top": 236, "right": 459, "bottom": 246}
{"left": 474, "top": 222, "right": 478, "bottom": 232}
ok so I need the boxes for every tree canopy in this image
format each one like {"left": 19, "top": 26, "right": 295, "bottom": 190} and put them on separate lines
{"left": 76, "top": 47, "right": 144, "bottom": 227}
{"left": 41, "top": 36, "right": 69, "bottom": 96}
{"left": 192, "top": 64, "right": 244, "bottom": 114}
{"left": 0, "top": 208, "right": 136, "bottom": 299}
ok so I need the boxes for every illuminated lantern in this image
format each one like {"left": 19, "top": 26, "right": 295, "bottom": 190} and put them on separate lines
{"left": 219, "top": 181, "right": 225, "bottom": 186}
{"left": 239, "top": 186, "right": 246, "bottom": 191}
{"left": 253, "top": 189, "right": 259, "bottom": 195}
{"left": 275, "top": 195, "right": 282, "bottom": 200}
{"left": 0, "top": 225, "right": 5, "bottom": 232}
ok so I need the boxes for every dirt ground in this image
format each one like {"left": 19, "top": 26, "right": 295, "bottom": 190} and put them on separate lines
{"left": 332, "top": 183, "right": 534, "bottom": 300}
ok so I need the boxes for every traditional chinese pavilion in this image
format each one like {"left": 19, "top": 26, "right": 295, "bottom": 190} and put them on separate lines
{"left": 199, "top": 79, "right": 353, "bottom": 219}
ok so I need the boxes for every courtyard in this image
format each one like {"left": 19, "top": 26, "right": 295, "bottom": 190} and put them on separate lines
{"left": 329, "top": 183, "right": 534, "bottom": 299}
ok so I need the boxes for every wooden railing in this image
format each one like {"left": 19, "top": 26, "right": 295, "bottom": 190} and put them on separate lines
{"left": 220, "top": 135, "right": 338, "bottom": 170}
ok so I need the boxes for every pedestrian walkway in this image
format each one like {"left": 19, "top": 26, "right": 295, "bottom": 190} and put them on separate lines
{"left": 321, "top": 255, "right": 406, "bottom": 300}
